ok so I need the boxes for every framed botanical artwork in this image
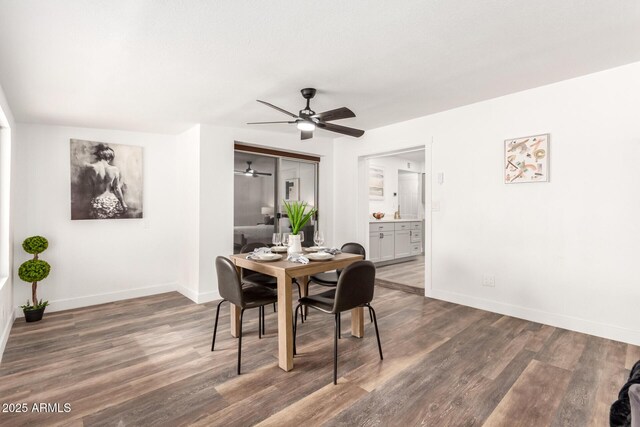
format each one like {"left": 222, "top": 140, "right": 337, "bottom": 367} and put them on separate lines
{"left": 504, "top": 134, "right": 550, "bottom": 184}
{"left": 369, "top": 165, "right": 385, "bottom": 199}
{"left": 285, "top": 178, "right": 300, "bottom": 201}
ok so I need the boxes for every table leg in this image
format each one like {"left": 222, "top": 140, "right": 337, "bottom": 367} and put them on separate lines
{"left": 230, "top": 304, "right": 241, "bottom": 338}
{"left": 229, "top": 265, "right": 242, "bottom": 337}
{"left": 277, "top": 273, "right": 294, "bottom": 371}
{"left": 351, "top": 307, "right": 364, "bottom": 338}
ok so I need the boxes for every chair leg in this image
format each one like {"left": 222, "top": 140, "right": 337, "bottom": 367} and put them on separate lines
{"left": 273, "top": 302, "right": 276, "bottom": 312}
{"left": 334, "top": 313, "right": 339, "bottom": 385}
{"left": 237, "top": 308, "right": 245, "bottom": 375}
{"left": 369, "top": 307, "right": 373, "bottom": 323}
{"left": 294, "top": 280, "right": 305, "bottom": 324}
{"left": 337, "top": 312, "right": 341, "bottom": 339}
{"left": 293, "top": 304, "right": 301, "bottom": 355}
{"left": 258, "top": 306, "right": 262, "bottom": 339}
{"left": 211, "top": 299, "right": 226, "bottom": 351}
{"left": 262, "top": 305, "right": 266, "bottom": 335}
{"left": 367, "top": 304, "right": 383, "bottom": 360}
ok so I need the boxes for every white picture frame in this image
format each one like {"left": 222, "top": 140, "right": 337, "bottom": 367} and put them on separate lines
{"left": 369, "top": 165, "right": 385, "bottom": 200}
{"left": 504, "top": 133, "right": 550, "bottom": 184}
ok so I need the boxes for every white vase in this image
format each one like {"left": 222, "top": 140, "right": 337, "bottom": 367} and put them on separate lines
{"left": 287, "top": 234, "right": 302, "bottom": 256}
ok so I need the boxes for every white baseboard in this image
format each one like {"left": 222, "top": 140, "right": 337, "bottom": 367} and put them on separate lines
{"left": 14, "top": 282, "right": 179, "bottom": 318}
{"left": 177, "top": 286, "right": 220, "bottom": 304}
{"left": 430, "top": 288, "right": 640, "bottom": 347}
{"left": 0, "top": 308, "right": 15, "bottom": 364}
{"left": 177, "top": 285, "right": 199, "bottom": 303}
{"left": 196, "top": 290, "right": 220, "bottom": 304}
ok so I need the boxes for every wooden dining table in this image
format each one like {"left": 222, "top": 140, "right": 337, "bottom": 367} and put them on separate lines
{"left": 229, "top": 252, "right": 365, "bottom": 371}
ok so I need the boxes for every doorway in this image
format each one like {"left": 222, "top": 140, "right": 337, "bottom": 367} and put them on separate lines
{"left": 360, "top": 147, "right": 429, "bottom": 294}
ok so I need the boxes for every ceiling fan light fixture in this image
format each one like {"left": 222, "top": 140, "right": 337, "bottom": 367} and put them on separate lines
{"left": 296, "top": 121, "right": 315, "bottom": 132}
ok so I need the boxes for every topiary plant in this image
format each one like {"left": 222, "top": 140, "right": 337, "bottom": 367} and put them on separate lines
{"left": 22, "top": 235, "right": 48, "bottom": 255}
{"left": 18, "top": 236, "right": 51, "bottom": 311}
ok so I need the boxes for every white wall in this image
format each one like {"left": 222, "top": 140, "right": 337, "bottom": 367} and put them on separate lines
{"left": 0, "top": 83, "right": 16, "bottom": 361}
{"left": 334, "top": 61, "right": 640, "bottom": 345}
{"left": 12, "top": 124, "right": 181, "bottom": 314}
{"left": 194, "top": 125, "right": 334, "bottom": 302}
{"left": 176, "top": 125, "right": 201, "bottom": 302}
{"left": 368, "top": 155, "right": 424, "bottom": 217}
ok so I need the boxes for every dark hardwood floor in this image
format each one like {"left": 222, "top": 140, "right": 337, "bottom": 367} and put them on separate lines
{"left": 0, "top": 285, "right": 636, "bottom": 426}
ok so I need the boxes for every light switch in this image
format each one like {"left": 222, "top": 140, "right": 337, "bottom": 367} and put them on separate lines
{"left": 437, "top": 173, "right": 444, "bottom": 185}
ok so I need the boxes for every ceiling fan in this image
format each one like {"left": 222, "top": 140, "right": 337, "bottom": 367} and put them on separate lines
{"left": 234, "top": 161, "right": 272, "bottom": 178}
{"left": 248, "top": 88, "right": 365, "bottom": 140}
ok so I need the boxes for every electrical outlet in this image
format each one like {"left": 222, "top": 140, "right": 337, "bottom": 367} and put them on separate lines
{"left": 482, "top": 275, "right": 495, "bottom": 287}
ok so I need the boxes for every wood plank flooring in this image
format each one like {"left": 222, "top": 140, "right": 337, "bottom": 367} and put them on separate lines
{"left": 375, "top": 255, "right": 425, "bottom": 290}
{"left": 0, "top": 285, "right": 636, "bottom": 426}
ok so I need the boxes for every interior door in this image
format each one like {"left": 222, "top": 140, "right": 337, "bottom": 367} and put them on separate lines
{"left": 278, "top": 159, "right": 318, "bottom": 247}
{"left": 233, "top": 152, "right": 277, "bottom": 253}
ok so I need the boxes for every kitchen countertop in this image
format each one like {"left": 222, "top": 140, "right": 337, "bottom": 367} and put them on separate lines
{"left": 369, "top": 218, "right": 424, "bottom": 223}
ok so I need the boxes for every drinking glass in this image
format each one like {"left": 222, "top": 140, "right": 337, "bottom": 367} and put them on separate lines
{"left": 314, "top": 230, "right": 325, "bottom": 247}
{"left": 282, "top": 233, "right": 290, "bottom": 247}
{"left": 272, "top": 232, "right": 282, "bottom": 246}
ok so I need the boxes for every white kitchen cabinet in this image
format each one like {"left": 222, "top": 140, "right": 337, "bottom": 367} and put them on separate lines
{"left": 369, "top": 220, "right": 423, "bottom": 263}
{"left": 369, "top": 231, "right": 394, "bottom": 262}
{"left": 394, "top": 230, "right": 411, "bottom": 258}
{"left": 369, "top": 232, "right": 381, "bottom": 262}
{"left": 380, "top": 231, "right": 395, "bottom": 261}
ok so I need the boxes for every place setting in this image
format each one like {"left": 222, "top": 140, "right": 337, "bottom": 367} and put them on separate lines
{"left": 245, "top": 246, "right": 283, "bottom": 262}
{"left": 304, "top": 231, "right": 341, "bottom": 261}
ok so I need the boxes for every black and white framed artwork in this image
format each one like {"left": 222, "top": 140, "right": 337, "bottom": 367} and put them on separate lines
{"left": 70, "top": 139, "right": 143, "bottom": 220}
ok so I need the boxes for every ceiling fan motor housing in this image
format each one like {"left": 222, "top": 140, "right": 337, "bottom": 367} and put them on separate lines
{"left": 300, "top": 88, "right": 316, "bottom": 99}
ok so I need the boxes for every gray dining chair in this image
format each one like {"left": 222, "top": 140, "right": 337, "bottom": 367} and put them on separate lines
{"left": 293, "top": 260, "right": 383, "bottom": 384}
{"left": 211, "top": 256, "right": 278, "bottom": 374}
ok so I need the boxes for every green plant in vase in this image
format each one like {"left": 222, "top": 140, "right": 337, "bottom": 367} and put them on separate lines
{"left": 283, "top": 201, "right": 316, "bottom": 255}
{"left": 283, "top": 200, "right": 316, "bottom": 235}
{"left": 18, "top": 236, "right": 51, "bottom": 322}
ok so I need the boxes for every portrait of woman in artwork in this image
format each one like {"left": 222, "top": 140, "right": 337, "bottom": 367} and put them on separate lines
{"left": 70, "top": 139, "right": 143, "bottom": 220}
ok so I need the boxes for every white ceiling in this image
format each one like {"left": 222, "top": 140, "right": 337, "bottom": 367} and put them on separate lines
{"left": 0, "top": 1, "right": 639, "bottom": 135}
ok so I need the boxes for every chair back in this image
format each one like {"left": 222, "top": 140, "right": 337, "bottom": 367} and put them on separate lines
{"left": 215, "top": 256, "right": 244, "bottom": 306}
{"left": 241, "top": 242, "right": 270, "bottom": 253}
{"left": 337, "top": 242, "right": 366, "bottom": 276}
{"left": 332, "top": 260, "right": 376, "bottom": 313}
{"left": 341, "top": 242, "right": 366, "bottom": 257}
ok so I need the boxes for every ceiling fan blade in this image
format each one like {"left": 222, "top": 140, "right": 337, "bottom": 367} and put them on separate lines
{"left": 312, "top": 107, "right": 355, "bottom": 122}
{"left": 247, "top": 121, "right": 296, "bottom": 125}
{"left": 301, "top": 130, "right": 313, "bottom": 140}
{"left": 256, "top": 100, "right": 298, "bottom": 118}
{"left": 254, "top": 172, "right": 273, "bottom": 176}
{"left": 316, "top": 122, "right": 364, "bottom": 138}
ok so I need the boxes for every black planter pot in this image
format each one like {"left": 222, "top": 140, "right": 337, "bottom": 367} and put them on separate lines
{"left": 24, "top": 307, "right": 46, "bottom": 322}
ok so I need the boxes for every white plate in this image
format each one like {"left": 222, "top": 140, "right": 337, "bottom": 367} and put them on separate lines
{"left": 305, "top": 246, "right": 329, "bottom": 252}
{"left": 255, "top": 253, "right": 283, "bottom": 262}
{"left": 306, "top": 252, "right": 334, "bottom": 261}
{"left": 271, "top": 246, "right": 288, "bottom": 253}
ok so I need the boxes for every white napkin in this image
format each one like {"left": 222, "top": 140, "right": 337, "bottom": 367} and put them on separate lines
{"left": 246, "top": 247, "right": 272, "bottom": 260}
{"left": 287, "top": 254, "right": 309, "bottom": 264}
{"left": 324, "top": 247, "right": 342, "bottom": 255}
